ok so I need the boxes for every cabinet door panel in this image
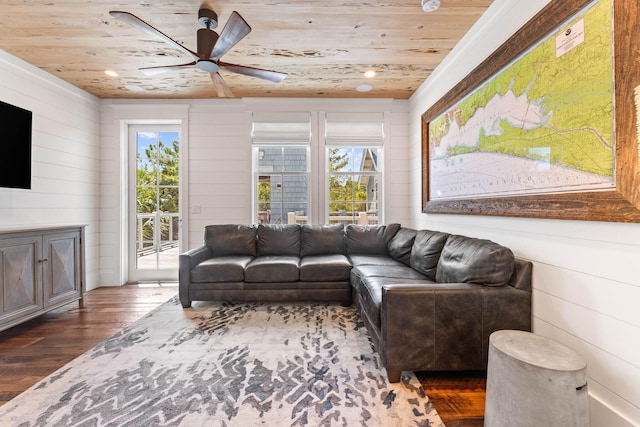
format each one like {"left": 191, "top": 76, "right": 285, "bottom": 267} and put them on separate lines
{"left": 0, "top": 236, "right": 41, "bottom": 321}
{"left": 43, "top": 231, "right": 80, "bottom": 307}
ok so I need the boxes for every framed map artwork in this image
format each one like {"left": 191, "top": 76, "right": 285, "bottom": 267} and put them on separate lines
{"left": 422, "top": 0, "right": 640, "bottom": 222}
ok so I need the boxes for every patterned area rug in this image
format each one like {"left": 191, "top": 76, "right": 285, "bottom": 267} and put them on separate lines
{"left": 0, "top": 297, "right": 444, "bottom": 426}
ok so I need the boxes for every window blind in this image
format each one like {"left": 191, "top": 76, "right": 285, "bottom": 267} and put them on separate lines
{"left": 324, "top": 112, "right": 384, "bottom": 144}
{"left": 251, "top": 111, "right": 311, "bottom": 144}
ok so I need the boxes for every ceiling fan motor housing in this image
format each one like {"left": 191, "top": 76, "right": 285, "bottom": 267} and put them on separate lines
{"left": 197, "top": 28, "right": 219, "bottom": 57}
{"left": 198, "top": 8, "right": 218, "bottom": 29}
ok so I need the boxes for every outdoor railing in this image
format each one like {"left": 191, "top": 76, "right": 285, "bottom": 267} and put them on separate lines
{"left": 136, "top": 212, "right": 179, "bottom": 256}
{"left": 287, "top": 211, "right": 378, "bottom": 225}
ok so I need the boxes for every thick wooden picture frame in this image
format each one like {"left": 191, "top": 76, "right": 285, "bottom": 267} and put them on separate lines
{"left": 422, "top": 0, "right": 640, "bottom": 222}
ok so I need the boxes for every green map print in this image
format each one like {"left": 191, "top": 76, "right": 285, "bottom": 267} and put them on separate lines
{"left": 429, "top": 0, "right": 614, "bottom": 200}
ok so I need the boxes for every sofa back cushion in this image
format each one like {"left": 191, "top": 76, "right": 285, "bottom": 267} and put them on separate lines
{"left": 436, "top": 235, "right": 515, "bottom": 286}
{"left": 257, "top": 224, "right": 301, "bottom": 256}
{"left": 300, "top": 224, "right": 345, "bottom": 256}
{"left": 410, "top": 230, "right": 450, "bottom": 280}
{"left": 205, "top": 224, "right": 257, "bottom": 256}
{"left": 345, "top": 223, "right": 401, "bottom": 255}
{"left": 387, "top": 227, "right": 417, "bottom": 265}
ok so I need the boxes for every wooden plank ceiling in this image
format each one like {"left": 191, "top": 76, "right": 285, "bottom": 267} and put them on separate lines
{"left": 0, "top": 1, "right": 493, "bottom": 99}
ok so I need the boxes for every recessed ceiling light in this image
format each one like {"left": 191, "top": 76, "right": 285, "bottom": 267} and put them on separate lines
{"left": 364, "top": 70, "right": 376, "bottom": 78}
{"left": 421, "top": 0, "right": 440, "bottom": 12}
{"left": 356, "top": 84, "right": 373, "bottom": 93}
{"left": 124, "top": 84, "right": 145, "bottom": 92}
{"left": 105, "top": 70, "right": 119, "bottom": 77}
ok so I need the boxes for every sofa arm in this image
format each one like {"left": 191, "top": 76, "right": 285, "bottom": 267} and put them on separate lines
{"left": 380, "top": 282, "right": 531, "bottom": 377}
{"left": 381, "top": 283, "right": 481, "bottom": 376}
{"left": 179, "top": 246, "right": 212, "bottom": 308}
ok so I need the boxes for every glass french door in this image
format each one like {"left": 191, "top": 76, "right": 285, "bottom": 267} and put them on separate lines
{"left": 128, "top": 124, "right": 181, "bottom": 282}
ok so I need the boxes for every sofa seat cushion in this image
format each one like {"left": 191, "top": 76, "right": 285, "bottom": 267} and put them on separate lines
{"left": 244, "top": 256, "right": 300, "bottom": 282}
{"left": 351, "top": 264, "right": 429, "bottom": 281}
{"left": 348, "top": 254, "right": 406, "bottom": 267}
{"left": 436, "top": 235, "right": 515, "bottom": 286}
{"left": 299, "top": 254, "right": 351, "bottom": 281}
{"left": 353, "top": 276, "right": 433, "bottom": 330}
{"left": 190, "top": 256, "right": 253, "bottom": 283}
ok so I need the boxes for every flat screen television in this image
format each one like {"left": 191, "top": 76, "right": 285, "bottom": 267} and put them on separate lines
{"left": 0, "top": 100, "right": 32, "bottom": 189}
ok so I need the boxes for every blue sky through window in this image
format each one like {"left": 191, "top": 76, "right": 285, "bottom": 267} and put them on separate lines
{"left": 334, "top": 147, "right": 364, "bottom": 172}
{"left": 137, "top": 132, "right": 179, "bottom": 159}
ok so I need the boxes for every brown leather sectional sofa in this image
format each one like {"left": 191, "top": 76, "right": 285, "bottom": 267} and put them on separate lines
{"left": 179, "top": 223, "right": 532, "bottom": 382}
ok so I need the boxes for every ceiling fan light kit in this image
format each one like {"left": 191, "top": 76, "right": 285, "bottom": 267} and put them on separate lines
{"left": 109, "top": 8, "right": 287, "bottom": 98}
{"left": 421, "top": 0, "right": 441, "bottom": 12}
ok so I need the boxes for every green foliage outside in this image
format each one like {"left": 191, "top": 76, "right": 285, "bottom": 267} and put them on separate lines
{"left": 328, "top": 148, "right": 368, "bottom": 214}
{"left": 257, "top": 180, "right": 272, "bottom": 223}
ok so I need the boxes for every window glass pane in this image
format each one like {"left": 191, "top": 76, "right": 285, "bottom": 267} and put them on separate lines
{"left": 362, "top": 148, "right": 379, "bottom": 172}
{"left": 328, "top": 148, "right": 353, "bottom": 172}
{"left": 158, "top": 141, "right": 179, "bottom": 185}
{"left": 329, "top": 175, "right": 354, "bottom": 205}
{"left": 256, "top": 173, "right": 308, "bottom": 225}
{"left": 328, "top": 145, "right": 381, "bottom": 225}
{"left": 257, "top": 203, "right": 272, "bottom": 224}
{"left": 136, "top": 132, "right": 157, "bottom": 159}
{"left": 159, "top": 132, "right": 179, "bottom": 154}
{"left": 257, "top": 176, "right": 272, "bottom": 224}
{"left": 283, "top": 203, "right": 307, "bottom": 224}
{"left": 159, "top": 187, "right": 179, "bottom": 213}
{"left": 136, "top": 187, "right": 157, "bottom": 213}
{"left": 282, "top": 175, "right": 308, "bottom": 202}
{"left": 328, "top": 147, "right": 379, "bottom": 173}
{"left": 139, "top": 216, "right": 155, "bottom": 249}
{"left": 137, "top": 159, "right": 157, "bottom": 186}
{"left": 269, "top": 175, "right": 283, "bottom": 202}
{"left": 283, "top": 147, "right": 308, "bottom": 172}
{"left": 258, "top": 146, "right": 309, "bottom": 172}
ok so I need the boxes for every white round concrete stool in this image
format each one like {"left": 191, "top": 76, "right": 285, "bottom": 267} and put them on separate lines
{"left": 484, "top": 330, "right": 589, "bottom": 427}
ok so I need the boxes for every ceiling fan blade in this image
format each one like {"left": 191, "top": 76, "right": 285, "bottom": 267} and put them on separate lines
{"left": 109, "top": 11, "right": 200, "bottom": 61}
{"left": 210, "top": 11, "right": 251, "bottom": 59}
{"left": 210, "top": 72, "right": 234, "bottom": 98}
{"left": 219, "top": 62, "right": 287, "bottom": 83}
{"left": 139, "top": 62, "right": 197, "bottom": 76}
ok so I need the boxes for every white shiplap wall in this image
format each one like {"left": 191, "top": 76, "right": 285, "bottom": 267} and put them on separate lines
{"left": 99, "top": 98, "right": 410, "bottom": 283}
{"left": 0, "top": 50, "right": 101, "bottom": 290}
{"left": 187, "top": 100, "right": 253, "bottom": 243}
{"left": 408, "top": 1, "right": 640, "bottom": 425}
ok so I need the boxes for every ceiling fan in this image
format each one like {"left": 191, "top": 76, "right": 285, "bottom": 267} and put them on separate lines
{"left": 109, "top": 8, "right": 287, "bottom": 97}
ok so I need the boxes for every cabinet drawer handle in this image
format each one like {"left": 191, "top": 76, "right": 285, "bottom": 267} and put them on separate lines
{"left": 38, "top": 258, "right": 48, "bottom": 263}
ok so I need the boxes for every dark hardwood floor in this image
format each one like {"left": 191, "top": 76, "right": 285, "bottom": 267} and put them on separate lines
{"left": 0, "top": 284, "right": 486, "bottom": 425}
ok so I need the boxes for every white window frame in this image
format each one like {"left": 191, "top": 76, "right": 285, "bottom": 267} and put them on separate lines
{"left": 323, "top": 112, "right": 385, "bottom": 225}
{"left": 251, "top": 112, "right": 312, "bottom": 225}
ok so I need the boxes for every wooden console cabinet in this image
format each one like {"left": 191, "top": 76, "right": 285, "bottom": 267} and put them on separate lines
{"left": 0, "top": 225, "right": 85, "bottom": 332}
